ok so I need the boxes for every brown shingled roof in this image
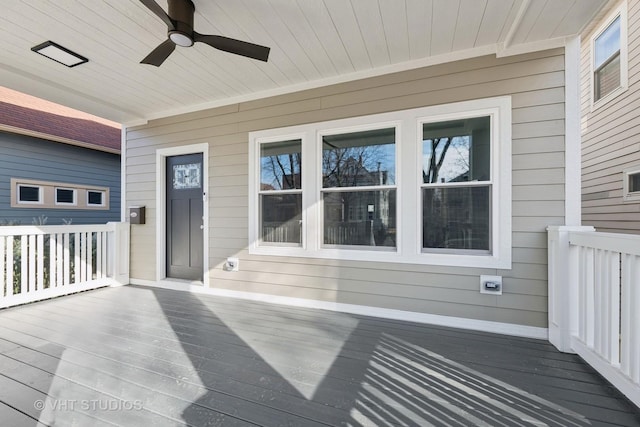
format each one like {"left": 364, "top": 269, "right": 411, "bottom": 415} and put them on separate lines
{"left": 0, "top": 101, "right": 121, "bottom": 153}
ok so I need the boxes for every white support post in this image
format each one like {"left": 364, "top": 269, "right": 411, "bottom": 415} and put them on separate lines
{"left": 547, "top": 226, "right": 595, "bottom": 352}
{"left": 108, "top": 222, "right": 130, "bottom": 286}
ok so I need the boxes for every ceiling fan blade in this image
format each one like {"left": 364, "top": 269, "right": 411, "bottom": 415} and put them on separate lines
{"left": 194, "top": 33, "right": 270, "bottom": 62}
{"left": 141, "top": 39, "right": 176, "bottom": 66}
{"left": 139, "top": 0, "right": 175, "bottom": 29}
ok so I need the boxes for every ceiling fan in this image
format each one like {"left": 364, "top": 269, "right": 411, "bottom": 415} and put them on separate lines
{"left": 139, "top": 0, "right": 270, "bottom": 66}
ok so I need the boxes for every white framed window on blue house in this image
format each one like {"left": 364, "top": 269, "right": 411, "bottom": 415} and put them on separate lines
{"left": 249, "top": 97, "right": 511, "bottom": 268}
{"left": 87, "top": 190, "right": 106, "bottom": 207}
{"left": 55, "top": 187, "right": 77, "bottom": 206}
{"left": 17, "top": 184, "right": 43, "bottom": 205}
{"left": 592, "top": 2, "right": 628, "bottom": 106}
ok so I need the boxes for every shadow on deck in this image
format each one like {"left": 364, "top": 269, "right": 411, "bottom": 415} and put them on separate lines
{"left": 0, "top": 285, "right": 638, "bottom": 426}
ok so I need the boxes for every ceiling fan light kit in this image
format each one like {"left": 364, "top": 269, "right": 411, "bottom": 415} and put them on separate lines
{"left": 140, "top": 0, "right": 270, "bottom": 66}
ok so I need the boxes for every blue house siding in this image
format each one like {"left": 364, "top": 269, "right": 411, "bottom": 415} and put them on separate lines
{"left": 0, "top": 131, "right": 120, "bottom": 225}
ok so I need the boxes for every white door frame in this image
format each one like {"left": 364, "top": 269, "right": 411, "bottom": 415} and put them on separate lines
{"left": 155, "top": 143, "right": 209, "bottom": 287}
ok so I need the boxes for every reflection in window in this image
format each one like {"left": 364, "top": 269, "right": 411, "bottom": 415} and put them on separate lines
{"left": 323, "top": 128, "right": 395, "bottom": 188}
{"left": 594, "top": 16, "right": 621, "bottom": 101}
{"left": 18, "top": 185, "right": 41, "bottom": 203}
{"left": 630, "top": 172, "right": 640, "bottom": 193}
{"left": 261, "top": 140, "right": 301, "bottom": 191}
{"left": 322, "top": 128, "right": 396, "bottom": 248}
{"left": 423, "top": 186, "right": 490, "bottom": 251}
{"left": 260, "top": 139, "right": 302, "bottom": 245}
{"left": 261, "top": 194, "right": 302, "bottom": 244}
{"left": 323, "top": 190, "right": 396, "bottom": 247}
{"left": 422, "top": 116, "right": 491, "bottom": 253}
{"left": 55, "top": 188, "right": 76, "bottom": 205}
{"left": 88, "top": 190, "right": 105, "bottom": 206}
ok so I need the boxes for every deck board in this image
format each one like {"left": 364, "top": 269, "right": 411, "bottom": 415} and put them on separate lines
{"left": 0, "top": 285, "right": 638, "bottom": 426}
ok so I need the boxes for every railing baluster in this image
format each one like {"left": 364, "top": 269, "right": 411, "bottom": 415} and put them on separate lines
{"left": 28, "top": 235, "right": 36, "bottom": 293}
{"left": 87, "top": 232, "right": 93, "bottom": 281}
{"left": 20, "top": 236, "right": 28, "bottom": 294}
{"left": 585, "top": 247, "right": 595, "bottom": 348}
{"left": 6, "top": 236, "right": 13, "bottom": 297}
{"left": 0, "top": 237, "right": 4, "bottom": 297}
{"left": 577, "top": 246, "right": 585, "bottom": 341}
{"left": 96, "top": 232, "right": 102, "bottom": 279}
{"left": 63, "top": 232, "right": 70, "bottom": 286}
{"left": 594, "top": 248, "right": 604, "bottom": 353}
{"left": 621, "top": 253, "right": 633, "bottom": 376}
{"left": 74, "top": 232, "right": 80, "bottom": 285}
{"left": 56, "top": 233, "right": 63, "bottom": 287}
{"left": 609, "top": 251, "right": 621, "bottom": 366}
{"left": 36, "top": 234, "right": 44, "bottom": 291}
{"left": 49, "top": 233, "right": 57, "bottom": 288}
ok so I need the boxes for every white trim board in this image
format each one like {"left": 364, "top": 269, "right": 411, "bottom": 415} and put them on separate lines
{"left": 127, "top": 39, "right": 567, "bottom": 126}
{"left": 130, "top": 278, "right": 548, "bottom": 340}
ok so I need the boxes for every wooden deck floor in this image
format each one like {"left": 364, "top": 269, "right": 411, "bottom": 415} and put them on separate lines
{"left": 0, "top": 285, "right": 638, "bottom": 427}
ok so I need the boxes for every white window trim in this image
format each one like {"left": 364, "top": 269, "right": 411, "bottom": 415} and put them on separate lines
{"left": 17, "top": 184, "right": 43, "bottom": 205}
{"left": 623, "top": 166, "right": 640, "bottom": 202}
{"left": 87, "top": 190, "right": 106, "bottom": 207}
{"left": 591, "top": 1, "right": 628, "bottom": 110}
{"left": 248, "top": 97, "right": 512, "bottom": 269}
{"left": 54, "top": 187, "right": 77, "bottom": 206}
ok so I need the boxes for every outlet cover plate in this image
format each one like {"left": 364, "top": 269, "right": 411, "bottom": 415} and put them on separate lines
{"left": 226, "top": 257, "right": 239, "bottom": 272}
{"left": 480, "top": 275, "right": 502, "bottom": 295}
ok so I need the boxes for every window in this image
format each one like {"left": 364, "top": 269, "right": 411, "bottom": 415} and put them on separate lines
{"left": 592, "top": 4, "right": 627, "bottom": 105}
{"left": 55, "top": 188, "right": 76, "bottom": 205}
{"left": 11, "top": 178, "right": 110, "bottom": 210}
{"left": 249, "top": 97, "right": 511, "bottom": 268}
{"left": 87, "top": 190, "right": 105, "bottom": 206}
{"left": 623, "top": 167, "right": 640, "bottom": 202}
{"left": 421, "top": 116, "right": 491, "bottom": 253}
{"left": 321, "top": 127, "right": 397, "bottom": 249}
{"left": 17, "top": 185, "right": 42, "bottom": 204}
{"left": 259, "top": 139, "right": 302, "bottom": 246}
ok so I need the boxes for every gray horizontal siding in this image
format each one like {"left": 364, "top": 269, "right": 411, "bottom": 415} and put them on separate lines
{"left": 0, "top": 132, "right": 120, "bottom": 225}
{"left": 580, "top": 1, "right": 640, "bottom": 234}
{"left": 127, "top": 49, "right": 567, "bottom": 328}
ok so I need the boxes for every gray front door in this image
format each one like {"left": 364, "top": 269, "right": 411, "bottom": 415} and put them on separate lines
{"left": 166, "top": 153, "right": 203, "bottom": 280}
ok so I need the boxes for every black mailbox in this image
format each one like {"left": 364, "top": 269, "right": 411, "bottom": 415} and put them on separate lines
{"left": 129, "top": 206, "right": 145, "bottom": 224}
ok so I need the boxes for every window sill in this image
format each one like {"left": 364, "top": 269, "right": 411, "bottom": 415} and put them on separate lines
{"left": 249, "top": 245, "right": 511, "bottom": 269}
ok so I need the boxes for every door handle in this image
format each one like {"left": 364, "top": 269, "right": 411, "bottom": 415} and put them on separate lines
{"left": 200, "top": 225, "right": 204, "bottom": 230}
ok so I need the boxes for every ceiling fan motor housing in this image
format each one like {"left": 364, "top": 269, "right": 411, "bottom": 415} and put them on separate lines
{"left": 168, "top": 0, "right": 195, "bottom": 47}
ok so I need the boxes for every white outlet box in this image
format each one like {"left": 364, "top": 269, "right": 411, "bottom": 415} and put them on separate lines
{"left": 226, "top": 257, "right": 239, "bottom": 272}
{"left": 480, "top": 275, "right": 502, "bottom": 295}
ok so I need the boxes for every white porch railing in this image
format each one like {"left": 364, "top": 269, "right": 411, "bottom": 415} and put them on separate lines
{"left": 548, "top": 226, "right": 640, "bottom": 408}
{"left": 0, "top": 222, "right": 129, "bottom": 309}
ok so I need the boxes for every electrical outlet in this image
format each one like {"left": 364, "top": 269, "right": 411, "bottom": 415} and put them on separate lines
{"left": 226, "top": 257, "right": 239, "bottom": 272}
{"left": 480, "top": 275, "right": 502, "bottom": 295}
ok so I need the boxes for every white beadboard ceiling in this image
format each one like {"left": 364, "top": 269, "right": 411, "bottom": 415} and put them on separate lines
{"left": 0, "top": 0, "right": 607, "bottom": 125}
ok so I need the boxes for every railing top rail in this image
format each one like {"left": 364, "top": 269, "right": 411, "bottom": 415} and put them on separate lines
{"left": 569, "top": 230, "right": 640, "bottom": 256}
{"left": 0, "top": 223, "right": 114, "bottom": 236}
